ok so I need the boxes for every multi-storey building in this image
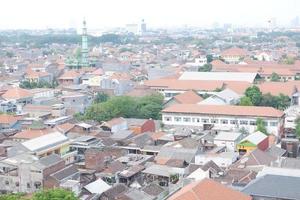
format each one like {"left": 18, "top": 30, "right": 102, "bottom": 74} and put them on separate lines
{"left": 162, "top": 104, "right": 284, "bottom": 137}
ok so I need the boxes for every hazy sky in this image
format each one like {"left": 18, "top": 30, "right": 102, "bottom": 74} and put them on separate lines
{"left": 0, "top": 0, "right": 299, "bottom": 29}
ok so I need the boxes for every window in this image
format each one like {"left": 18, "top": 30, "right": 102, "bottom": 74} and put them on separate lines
{"left": 230, "top": 120, "right": 237, "bottom": 125}
{"left": 183, "top": 117, "right": 191, "bottom": 122}
{"left": 239, "top": 120, "right": 248, "bottom": 125}
{"left": 174, "top": 117, "right": 181, "bottom": 122}
{"left": 202, "top": 118, "right": 209, "bottom": 123}
{"left": 164, "top": 117, "right": 171, "bottom": 121}
{"left": 211, "top": 119, "right": 219, "bottom": 124}
{"left": 221, "top": 119, "right": 228, "bottom": 124}
{"left": 196, "top": 118, "right": 200, "bottom": 123}
{"left": 165, "top": 93, "right": 172, "bottom": 97}
{"left": 27, "top": 183, "right": 31, "bottom": 188}
{"left": 264, "top": 121, "right": 268, "bottom": 126}
{"left": 270, "top": 122, "right": 278, "bottom": 126}
{"left": 15, "top": 182, "right": 19, "bottom": 187}
{"left": 250, "top": 121, "right": 256, "bottom": 125}
{"left": 5, "top": 181, "right": 9, "bottom": 185}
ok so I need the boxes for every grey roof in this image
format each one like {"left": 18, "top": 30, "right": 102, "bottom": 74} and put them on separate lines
{"left": 142, "top": 183, "right": 164, "bottom": 197}
{"left": 129, "top": 133, "right": 154, "bottom": 148}
{"left": 51, "top": 165, "right": 78, "bottom": 181}
{"left": 39, "top": 154, "right": 63, "bottom": 167}
{"left": 156, "top": 146, "right": 198, "bottom": 163}
{"left": 110, "top": 130, "right": 134, "bottom": 141}
{"left": 102, "top": 183, "right": 128, "bottom": 199}
{"left": 242, "top": 175, "right": 300, "bottom": 199}
{"left": 266, "top": 145, "right": 286, "bottom": 157}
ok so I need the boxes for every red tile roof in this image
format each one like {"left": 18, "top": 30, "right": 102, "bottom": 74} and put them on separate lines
{"left": 25, "top": 70, "right": 50, "bottom": 78}
{"left": 168, "top": 178, "right": 252, "bottom": 200}
{"left": 144, "top": 79, "right": 251, "bottom": 94}
{"left": 0, "top": 114, "right": 20, "bottom": 124}
{"left": 59, "top": 70, "right": 81, "bottom": 79}
{"left": 12, "top": 129, "right": 50, "bottom": 140}
{"left": 221, "top": 47, "right": 249, "bottom": 57}
{"left": 2, "top": 87, "right": 33, "bottom": 100}
{"left": 258, "top": 81, "right": 300, "bottom": 96}
{"left": 173, "top": 90, "right": 203, "bottom": 104}
{"left": 162, "top": 104, "right": 284, "bottom": 118}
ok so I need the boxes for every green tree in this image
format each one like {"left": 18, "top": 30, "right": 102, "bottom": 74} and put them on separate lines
{"left": 270, "top": 72, "right": 280, "bottom": 82}
{"left": 239, "top": 96, "right": 253, "bottom": 106}
{"left": 256, "top": 118, "right": 268, "bottom": 135}
{"left": 276, "top": 93, "right": 290, "bottom": 110}
{"left": 32, "top": 188, "right": 77, "bottom": 200}
{"left": 245, "top": 86, "right": 262, "bottom": 106}
{"left": 259, "top": 93, "right": 290, "bottom": 110}
{"left": 282, "top": 56, "right": 295, "bottom": 65}
{"left": 0, "top": 193, "right": 27, "bottom": 200}
{"left": 94, "top": 92, "right": 109, "bottom": 103}
{"left": 198, "top": 63, "right": 212, "bottom": 72}
{"left": 82, "top": 93, "right": 164, "bottom": 122}
{"left": 206, "top": 54, "right": 213, "bottom": 63}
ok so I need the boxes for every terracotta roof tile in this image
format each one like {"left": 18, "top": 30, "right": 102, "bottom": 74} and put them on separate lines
{"left": 0, "top": 114, "right": 20, "bottom": 124}
{"left": 221, "top": 47, "right": 248, "bottom": 57}
{"left": 162, "top": 104, "right": 284, "bottom": 118}
{"left": 168, "top": 178, "right": 252, "bottom": 200}
{"left": 173, "top": 90, "right": 203, "bottom": 104}
{"left": 2, "top": 87, "right": 33, "bottom": 100}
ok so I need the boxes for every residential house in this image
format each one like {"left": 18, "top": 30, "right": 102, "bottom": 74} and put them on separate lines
{"left": 44, "top": 165, "right": 80, "bottom": 189}
{"left": 61, "top": 92, "right": 92, "bottom": 114}
{"left": 58, "top": 70, "right": 81, "bottom": 85}
{"left": 83, "top": 178, "right": 111, "bottom": 195}
{"left": 1, "top": 87, "right": 33, "bottom": 105}
{"left": 168, "top": 178, "right": 252, "bottom": 200}
{"left": 195, "top": 148, "right": 239, "bottom": 168}
{"left": 21, "top": 131, "right": 75, "bottom": 164}
{"left": 231, "top": 149, "right": 277, "bottom": 172}
{"left": 0, "top": 114, "right": 21, "bottom": 130}
{"left": 85, "top": 147, "right": 126, "bottom": 172}
{"left": 101, "top": 117, "right": 128, "bottom": 133}
{"left": 0, "top": 100, "right": 17, "bottom": 113}
{"left": 214, "top": 131, "right": 244, "bottom": 151}
{"left": 24, "top": 70, "right": 52, "bottom": 83}
{"left": 0, "top": 154, "right": 65, "bottom": 193}
{"left": 237, "top": 131, "right": 269, "bottom": 154}
{"left": 220, "top": 47, "right": 249, "bottom": 63}
{"left": 22, "top": 104, "right": 52, "bottom": 119}
{"left": 125, "top": 118, "right": 156, "bottom": 135}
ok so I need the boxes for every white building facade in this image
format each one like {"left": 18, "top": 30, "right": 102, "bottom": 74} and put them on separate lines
{"left": 162, "top": 104, "right": 284, "bottom": 137}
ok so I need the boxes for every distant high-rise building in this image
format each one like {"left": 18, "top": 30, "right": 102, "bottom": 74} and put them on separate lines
{"left": 291, "top": 16, "right": 300, "bottom": 28}
{"left": 139, "top": 19, "right": 147, "bottom": 35}
{"left": 125, "top": 23, "right": 138, "bottom": 34}
{"left": 126, "top": 19, "right": 147, "bottom": 35}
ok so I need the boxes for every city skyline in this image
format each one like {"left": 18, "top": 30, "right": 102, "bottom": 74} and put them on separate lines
{"left": 0, "top": 0, "right": 299, "bottom": 30}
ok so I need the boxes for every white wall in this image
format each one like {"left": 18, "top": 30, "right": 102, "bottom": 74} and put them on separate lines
{"left": 162, "top": 113, "right": 283, "bottom": 136}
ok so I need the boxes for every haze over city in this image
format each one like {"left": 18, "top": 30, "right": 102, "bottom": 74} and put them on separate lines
{"left": 1, "top": 0, "right": 300, "bottom": 200}
{"left": 0, "top": 0, "right": 299, "bottom": 29}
